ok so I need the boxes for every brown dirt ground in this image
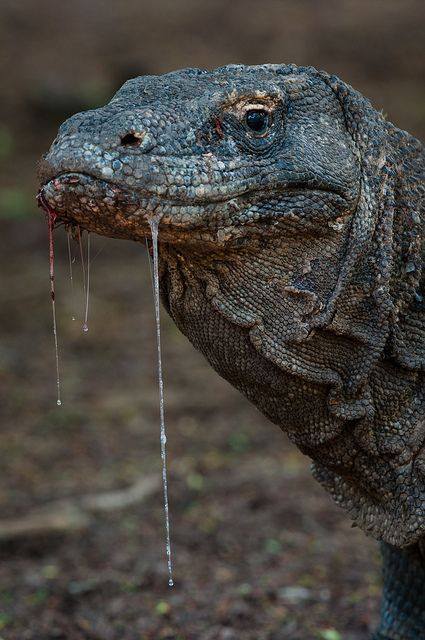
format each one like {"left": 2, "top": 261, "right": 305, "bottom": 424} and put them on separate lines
{"left": 0, "top": 1, "right": 424, "bottom": 638}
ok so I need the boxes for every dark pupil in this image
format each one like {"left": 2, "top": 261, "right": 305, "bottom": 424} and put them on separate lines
{"left": 246, "top": 110, "right": 269, "bottom": 133}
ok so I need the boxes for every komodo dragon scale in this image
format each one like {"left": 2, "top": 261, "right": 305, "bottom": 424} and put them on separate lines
{"left": 38, "top": 64, "right": 424, "bottom": 639}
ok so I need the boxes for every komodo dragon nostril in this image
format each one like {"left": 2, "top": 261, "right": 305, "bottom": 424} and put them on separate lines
{"left": 120, "top": 131, "right": 145, "bottom": 146}
{"left": 120, "top": 130, "right": 155, "bottom": 152}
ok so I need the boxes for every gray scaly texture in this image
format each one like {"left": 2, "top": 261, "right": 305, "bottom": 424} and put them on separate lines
{"left": 38, "top": 64, "right": 424, "bottom": 638}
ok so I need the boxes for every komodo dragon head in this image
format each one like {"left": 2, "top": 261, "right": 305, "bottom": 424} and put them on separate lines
{"left": 38, "top": 64, "right": 424, "bottom": 548}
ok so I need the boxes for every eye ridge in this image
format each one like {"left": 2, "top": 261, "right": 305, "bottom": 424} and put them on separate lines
{"left": 245, "top": 109, "right": 271, "bottom": 135}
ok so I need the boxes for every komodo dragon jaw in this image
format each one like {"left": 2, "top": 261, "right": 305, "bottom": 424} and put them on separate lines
{"left": 38, "top": 64, "right": 424, "bottom": 639}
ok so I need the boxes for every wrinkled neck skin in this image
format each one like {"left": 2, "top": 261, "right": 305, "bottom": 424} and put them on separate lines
{"left": 158, "top": 146, "right": 424, "bottom": 549}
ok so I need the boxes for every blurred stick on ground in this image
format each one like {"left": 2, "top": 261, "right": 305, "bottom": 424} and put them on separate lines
{"left": 0, "top": 476, "right": 160, "bottom": 542}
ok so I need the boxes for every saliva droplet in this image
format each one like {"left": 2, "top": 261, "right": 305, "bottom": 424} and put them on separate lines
{"left": 56, "top": 399, "right": 62, "bottom": 406}
{"left": 168, "top": 578, "right": 174, "bottom": 588}
{"left": 82, "top": 322, "right": 89, "bottom": 333}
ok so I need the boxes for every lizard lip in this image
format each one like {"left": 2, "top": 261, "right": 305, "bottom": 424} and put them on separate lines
{"left": 40, "top": 170, "right": 196, "bottom": 207}
{"left": 38, "top": 171, "right": 235, "bottom": 242}
{"left": 38, "top": 165, "right": 256, "bottom": 208}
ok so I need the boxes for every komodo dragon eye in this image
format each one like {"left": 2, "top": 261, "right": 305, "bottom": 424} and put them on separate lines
{"left": 245, "top": 109, "right": 270, "bottom": 135}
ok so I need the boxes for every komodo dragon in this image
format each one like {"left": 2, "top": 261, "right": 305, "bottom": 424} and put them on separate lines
{"left": 38, "top": 64, "right": 424, "bottom": 639}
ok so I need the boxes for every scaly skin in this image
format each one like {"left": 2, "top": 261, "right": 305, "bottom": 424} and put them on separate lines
{"left": 38, "top": 64, "right": 424, "bottom": 638}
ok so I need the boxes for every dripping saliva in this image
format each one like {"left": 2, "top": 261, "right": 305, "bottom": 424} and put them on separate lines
{"left": 148, "top": 216, "right": 174, "bottom": 588}
{"left": 46, "top": 205, "right": 62, "bottom": 407}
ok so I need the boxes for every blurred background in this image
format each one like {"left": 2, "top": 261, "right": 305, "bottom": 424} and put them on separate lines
{"left": 0, "top": 1, "right": 424, "bottom": 638}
